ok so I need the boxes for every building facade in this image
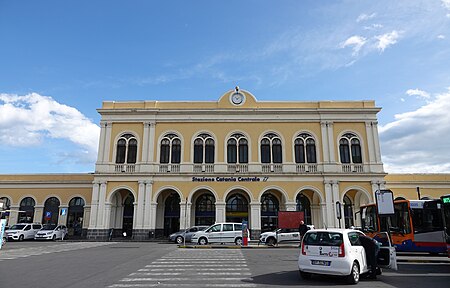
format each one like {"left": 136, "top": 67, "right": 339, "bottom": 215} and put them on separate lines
{"left": 1, "top": 89, "right": 449, "bottom": 240}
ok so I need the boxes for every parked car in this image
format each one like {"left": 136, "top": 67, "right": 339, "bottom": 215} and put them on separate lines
{"left": 298, "top": 229, "right": 397, "bottom": 284}
{"left": 169, "top": 226, "right": 208, "bottom": 244}
{"left": 260, "top": 225, "right": 314, "bottom": 245}
{"left": 191, "top": 222, "right": 244, "bottom": 245}
{"left": 6, "top": 223, "right": 42, "bottom": 241}
{"left": 35, "top": 224, "right": 68, "bottom": 241}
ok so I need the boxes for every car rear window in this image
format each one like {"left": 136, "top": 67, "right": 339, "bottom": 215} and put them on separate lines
{"left": 304, "top": 232, "right": 343, "bottom": 246}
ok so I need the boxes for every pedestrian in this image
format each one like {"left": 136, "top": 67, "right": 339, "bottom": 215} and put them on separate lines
{"left": 299, "top": 220, "right": 308, "bottom": 243}
{"left": 358, "top": 234, "right": 379, "bottom": 279}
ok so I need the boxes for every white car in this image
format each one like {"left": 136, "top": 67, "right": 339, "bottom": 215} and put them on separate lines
{"left": 260, "top": 225, "right": 314, "bottom": 245}
{"left": 191, "top": 222, "right": 244, "bottom": 245}
{"left": 35, "top": 224, "right": 68, "bottom": 240}
{"left": 6, "top": 223, "right": 42, "bottom": 241}
{"left": 298, "top": 229, "right": 397, "bottom": 284}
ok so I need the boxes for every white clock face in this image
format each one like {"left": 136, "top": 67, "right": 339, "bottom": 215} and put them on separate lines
{"left": 231, "top": 92, "right": 244, "bottom": 105}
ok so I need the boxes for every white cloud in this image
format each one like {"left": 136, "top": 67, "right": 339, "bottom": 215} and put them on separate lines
{"left": 375, "top": 30, "right": 401, "bottom": 52}
{"left": 341, "top": 35, "right": 367, "bottom": 56}
{"left": 364, "top": 24, "right": 383, "bottom": 30}
{"left": 356, "top": 13, "right": 377, "bottom": 22}
{"left": 0, "top": 93, "right": 100, "bottom": 162}
{"left": 405, "top": 88, "right": 431, "bottom": 99}
{"left": 442, "top": 0, "right": 450, "bottom": 10}
{"left": 379, "top": 88, "right": 450, "bottom": 173}
{"left": 438, "top": 34, "right": 446, "bottom": 39}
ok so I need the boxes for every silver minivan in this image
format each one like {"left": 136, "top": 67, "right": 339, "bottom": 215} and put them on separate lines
{"left": 191, "top": 222, "right": 243, "bottom": 245}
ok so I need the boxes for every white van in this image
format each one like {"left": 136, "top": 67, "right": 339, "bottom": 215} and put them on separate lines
{"left": 6, "top": 223, "right": 43, "bottom": 241}
{"left": 191, "top": 222, "right": 244, "bottom": 245}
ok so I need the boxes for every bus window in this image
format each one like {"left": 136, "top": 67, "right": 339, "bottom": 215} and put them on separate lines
{"left": 412, "top": 202, "right": 444, "bottom": 234}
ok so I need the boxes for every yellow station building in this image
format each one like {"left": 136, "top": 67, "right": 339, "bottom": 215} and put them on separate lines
{"left": 1, "top": 88, "right": 449, "bottom": 240}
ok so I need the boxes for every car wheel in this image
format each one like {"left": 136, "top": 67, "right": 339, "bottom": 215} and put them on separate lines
{"left": 176, "top": 236, "right": 184, "bottom": 244}
{"left": 346, "top": 262, "right": 360, "bottom": 284}
{"left": 52, "top": 234, "right": 56, "bottom": 241}
{"left": 198, "top": 237, "right": 208, "bottom": 245}
{"left": 235, "top": 237, "right": 243, "bottom": 246}
{"left": 19, "top": 235, "right": 24, "bottom": 241}
{"left": 267, "top": 237, "right": 276, "bottom": 246}
{"left": 299, "top": 270, "right": 311, "bottom": 280}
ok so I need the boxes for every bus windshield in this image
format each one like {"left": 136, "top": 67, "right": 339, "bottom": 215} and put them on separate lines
{"left": 361, "top": 205, "right": 378, "bottom": 232}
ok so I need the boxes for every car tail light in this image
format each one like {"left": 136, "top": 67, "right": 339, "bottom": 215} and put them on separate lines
{"left": 301, "top": 242, "right": 306, "bottom": 255}
{"left": 338, "top": 243, "right": 345, "bottom": 257}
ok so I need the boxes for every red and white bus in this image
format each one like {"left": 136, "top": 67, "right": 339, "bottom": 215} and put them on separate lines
{"left": 360, "top": 199, "right": 447, "bottom": 254}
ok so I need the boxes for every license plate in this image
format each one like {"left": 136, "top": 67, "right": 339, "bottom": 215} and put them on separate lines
{"left": 311, "top": 260, "right": 331, "bottom": 266}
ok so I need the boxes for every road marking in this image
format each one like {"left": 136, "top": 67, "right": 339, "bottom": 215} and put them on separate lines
{"left": 110, "top": 284, "right": 256, "bottom": 287}
{"left": 120, "top": 277, "right": 251, "bottom": 281}
{"left": 108, "top": 249, "right": 256, "bottom": 288}
{"left": 382, "top": 273, "right": 450, "bottom": 277}
{"left": 0, "top": 242, "right": 115, "bottom": 261}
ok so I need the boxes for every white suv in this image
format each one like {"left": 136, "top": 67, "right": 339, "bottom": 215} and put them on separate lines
{"left": 6, "top": 223, "right": 43, "bottom": 241}
{"left": 191, "top": 223, "right": 243, "bottom": 245}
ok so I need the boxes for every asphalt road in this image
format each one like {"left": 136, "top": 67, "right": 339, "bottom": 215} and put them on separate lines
{"left": 0, "top": 241, "right": 449, "bottom": 288}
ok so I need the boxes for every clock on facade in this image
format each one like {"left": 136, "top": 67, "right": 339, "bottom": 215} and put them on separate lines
{"left": 231, "top": 92, "right": 244, "bottom": 105}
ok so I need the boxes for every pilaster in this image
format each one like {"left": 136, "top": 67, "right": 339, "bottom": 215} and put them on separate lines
{"left": 135, "top": 180, "right": 145, "bottom": 228}
{"left": 215, "top": 202, "right": 226, "bottom": 223}
{"left": 143, "top": 181, "right": 153, "bottom": 229}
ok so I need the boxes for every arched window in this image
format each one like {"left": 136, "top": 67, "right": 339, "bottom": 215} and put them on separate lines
{"left": 294, "top": 133, "right": 317, "bottom": 163}
{"left": 260, "top": 133, "right": 282, "bottom": 164}
{"left": 193, "top": 133, "right": 215, "bottom": 164}
{"left": 226, "top": 193, "right": 249, "bottom": 223}
{"left": 195, "top": 194, "right": 215, "bottom": 226}
{"left": 343, "top": 195, "right": 354, "bottom": 228}
{"left": 261, "top": 193, "right": 279, "bottom": 232}
{"left": 339, "top": 133, "right": 362, "bottom": 164}
{"left": 43, "top": 197, "right": 60, "bottom": 225}
{"left": 227, "top": 133, "right": 248, "bottom": 164}
{"left": 19, "top": 197, "right": 35, "bottom": 223}
{"left": 226, "top": 194, "right": 248, "bottom": 212}
{"left": 160, "top": 133, "right": 181, "bottom": 164}
{"left": 296, "top": 194, "right": 311, "bottom": 225}
{"left": 115, "top": 133, "right": 138, "bottom": 164}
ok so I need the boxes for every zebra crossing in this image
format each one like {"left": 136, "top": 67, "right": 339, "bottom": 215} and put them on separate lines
{"left": 0, "top": 242, "right": 115, "bottom": 261}
{"left": 108, "top": 249, "right": 257, "bottom": 288}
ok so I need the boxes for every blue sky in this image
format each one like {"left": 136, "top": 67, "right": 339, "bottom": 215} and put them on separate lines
{"left": 1, "top": 0, "right": 450, "bottom": 173}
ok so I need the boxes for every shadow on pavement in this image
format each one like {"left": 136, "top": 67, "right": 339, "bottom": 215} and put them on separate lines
{"left": 242, "top": 270, "right": 377, "bottom": 286}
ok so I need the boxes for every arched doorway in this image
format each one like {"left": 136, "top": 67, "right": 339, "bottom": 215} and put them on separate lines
{"left": 67, "top": 197, "right": 85, "bottom": 237}
{"left": 343, "top": 195, "right": 354, "bottom": 228}
{"left": 194, "top": 192, "right": 215, "bottom": 226}
{"left": 164, "top": 192, "right": 180, "bottom": 236}
{"left": 42, "top": 197, "right": 60, "bottom": 225}
{"left": 122, "top": 194, "right": 134, "bottom": 237}
{"left": 296, "top": 193, "right": 311, "bottom": 225}
{"left": 226, "top": 192, "right": 249, "bottom": 223}
{"left": 19, "top": 197, "right": 35, "bottom": 223}
{"left": 109, "top": 189, "right": 135, "bottom": 238}
{"left": 261, "top": 193, "right": 279, "bottom": 232}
